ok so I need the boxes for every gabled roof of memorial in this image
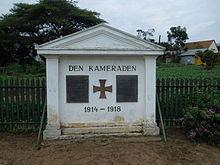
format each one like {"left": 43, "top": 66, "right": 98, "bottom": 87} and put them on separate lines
{"left": 36, "top": 23, "right": 165, "bottom": 56}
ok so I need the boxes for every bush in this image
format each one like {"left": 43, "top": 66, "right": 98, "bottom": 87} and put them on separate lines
{"left": 180, "top": 107, "right": 220, "bottom": 146}
{"left": 194, "top": 88, "right": 220, "bottom": 111}
{"left": 180, "top": 89, "right": 220, "bottom": 146}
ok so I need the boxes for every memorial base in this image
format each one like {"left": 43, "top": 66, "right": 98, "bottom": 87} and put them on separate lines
{"left": 43, "top": 124, "right": 61, "bottom": 140}
{"left": 43, "top": 122, "right": 160, "bottom": 140}
{"left": 142, "top": 121, "right": 160, "bottom": 136}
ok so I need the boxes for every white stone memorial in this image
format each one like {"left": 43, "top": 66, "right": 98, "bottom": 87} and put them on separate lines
{"left": 36, "top": 24, "right": 165, "bottom": 139}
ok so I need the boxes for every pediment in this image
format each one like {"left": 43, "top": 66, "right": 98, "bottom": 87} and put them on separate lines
{"left": 53, "top": 31, "right": 148, "bottom": 50}
{"left": 36, "top": 24, "right": 165, "bottom": 51}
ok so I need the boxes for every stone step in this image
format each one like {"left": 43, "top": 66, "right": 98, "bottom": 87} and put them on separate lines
{"left": 61, "top": 125, "right": 142, "bottom": 135}
{"left": 59, "top": 132, "right": 144, "bottom": 140}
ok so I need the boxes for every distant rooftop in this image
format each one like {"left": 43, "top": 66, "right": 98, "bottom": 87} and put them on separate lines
{"left": 180, "top": 48, "right": 207, "bottom": 56}
{"left": 184, "top": 40, "right": 215, "bottom": 50}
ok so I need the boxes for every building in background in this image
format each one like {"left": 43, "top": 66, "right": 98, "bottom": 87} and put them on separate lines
{"left": 216, "top": 43, "right": 220, "bottom": 65}
{"left": 216, "top": 43, "right": 220, "bottom": 51}
{"left": 180, "top": 40, "right": 218, "bottom": 65}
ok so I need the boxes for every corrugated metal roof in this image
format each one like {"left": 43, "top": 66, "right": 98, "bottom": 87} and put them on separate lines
{"left": 180, "top": 48, "right": 207, "bottom": 56}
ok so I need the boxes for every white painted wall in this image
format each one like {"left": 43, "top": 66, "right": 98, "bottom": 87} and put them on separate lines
{"left": 46, "top": 56, "right": 60, "bottom": 127}
{"left": 144, "top": 56, "right": 157, "bottom": 123}
{"left": 58, "top": 56, "right": 146, "bottom": 127}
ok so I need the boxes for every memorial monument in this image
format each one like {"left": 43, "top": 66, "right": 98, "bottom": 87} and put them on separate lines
{"left": 36, "top": 24, "right": 165, "bottom": 139}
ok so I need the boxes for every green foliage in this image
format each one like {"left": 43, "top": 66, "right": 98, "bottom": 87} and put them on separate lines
{"left": 180, "top": 89, "right": 220, "bottom": 146}
{"left": 136, "top": 28, "right": 155, "bottom": 41}
{"left": 157, "top": 63, "right": 220, "bottom": 79}
{"left": 158, "top": 42, "right": 179, "bottom": 51}
{"left": 195, "top": 50, "right": 217, "bottom": 70}
{"left": 156, "top": 62, "right": 184, "bottom": 67}
{"left": 0, "top": 0, "right": 105, "bottom": 66}
{"left": 184, "top": 108, "right": 220, "bottom": 145}
{"left": 195, "top": 89, "right": 220, "bottom": 111}
{"left": 0, "top": 62, "right": 46, "bottom": 78}
{"left": 167, "top": 26, "right": 189, "bottom": 48}
{"left": 181, "top": 107, "right": 220, "bottom": 146}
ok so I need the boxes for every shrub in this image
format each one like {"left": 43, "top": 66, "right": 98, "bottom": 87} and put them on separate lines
{"left": 194, "top": 88, "right": 220, "bottom": 112}
{"left": 180, "top": 89, "right": 220, "bottom": 146}
{"left": 195, "top": 50, "right": 217, "bottom": 70}
{"left": 180, "top": 107, "right": 220, "bottom": 146}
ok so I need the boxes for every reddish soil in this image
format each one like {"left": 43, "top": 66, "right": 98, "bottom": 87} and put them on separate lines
{"left": 0, "top": 128, "right": 219, "bottom": 165}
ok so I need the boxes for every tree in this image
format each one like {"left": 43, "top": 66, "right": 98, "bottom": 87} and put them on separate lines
{"left": 0, "top": 0, "right": 105, "bottom": 67}
{"left": 195, "top": 50, "right": 217, "bottom": 70}
{"left": 136, "top": 28, "right": 155, "bottom": 42}
{"left": 156, "top": 42, "right": 181, "bottom": 63}
{"left": 0, "top": 31, "right": 14, "bottom": 66}
{"left": 167, "top": 26, "right": 189, "bottom": 48}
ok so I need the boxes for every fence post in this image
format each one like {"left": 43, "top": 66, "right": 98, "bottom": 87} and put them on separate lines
{"left": 0, "top": 79, "right": 3, "bottom": 130}
{"left": 170, "top": 78, "right": 174, "bottom": 126}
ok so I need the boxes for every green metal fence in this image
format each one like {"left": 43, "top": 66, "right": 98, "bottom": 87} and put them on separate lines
{"left": 156, "top": 78, "right": 220, "bottom": 126}
{"left": 0, "top": 78, "right": 46, "bottom": 131}
{"left": 0, "top": 78, "right": 219, "bottom": 131}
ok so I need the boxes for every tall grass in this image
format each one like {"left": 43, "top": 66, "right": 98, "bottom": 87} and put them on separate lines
{"left": 157, "top": 63, "right": 220, "bottom": 79}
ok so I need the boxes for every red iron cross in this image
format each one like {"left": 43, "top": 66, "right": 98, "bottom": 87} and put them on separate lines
{"left": 93, "top": 79, "right": 112, "bottom": 99}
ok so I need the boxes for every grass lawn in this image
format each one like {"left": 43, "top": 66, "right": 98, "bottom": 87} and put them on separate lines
{"left": 157, "top": 63, "right": 220, "bottom": 79}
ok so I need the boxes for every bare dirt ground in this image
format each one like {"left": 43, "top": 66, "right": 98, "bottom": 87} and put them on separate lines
{"left": 0, "top": 128, "right": 219, "bottom": 165}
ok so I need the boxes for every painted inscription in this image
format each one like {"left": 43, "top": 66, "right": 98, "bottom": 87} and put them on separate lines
{"left": 69, "top": 65, "right": 136, "bottom": 72}
{"left": 84, "top": 106, "right": 122, "bottom": 112}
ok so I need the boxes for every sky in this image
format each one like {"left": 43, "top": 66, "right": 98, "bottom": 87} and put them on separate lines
{"left": 0, "top": 0, "right": 220, "bottom": 43}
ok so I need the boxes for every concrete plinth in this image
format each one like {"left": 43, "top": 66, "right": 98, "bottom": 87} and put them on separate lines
{"left": 43, "top": 124, "right": 61, "bottom": 140}
{"left": 143, "top": 122, "right": 160, "bottom": 136}
{"left": 43, "top": 122, "right": 160, "bottom": 140}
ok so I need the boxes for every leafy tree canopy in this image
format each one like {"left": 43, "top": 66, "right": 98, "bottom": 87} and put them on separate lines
{"left": 0, "top": 0, "right": 105, "bottom": 66}
{"left": 136, "top": 28, "right": 155, "bottom": 42}
{"left": 195, "top": 50, "right": 217, "bottom": 70}
{"left": 158, "top": 42, "right": 179, "bottom": 51}
{"left": 167, "top": 26, "right": 189, "bottom": 48}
